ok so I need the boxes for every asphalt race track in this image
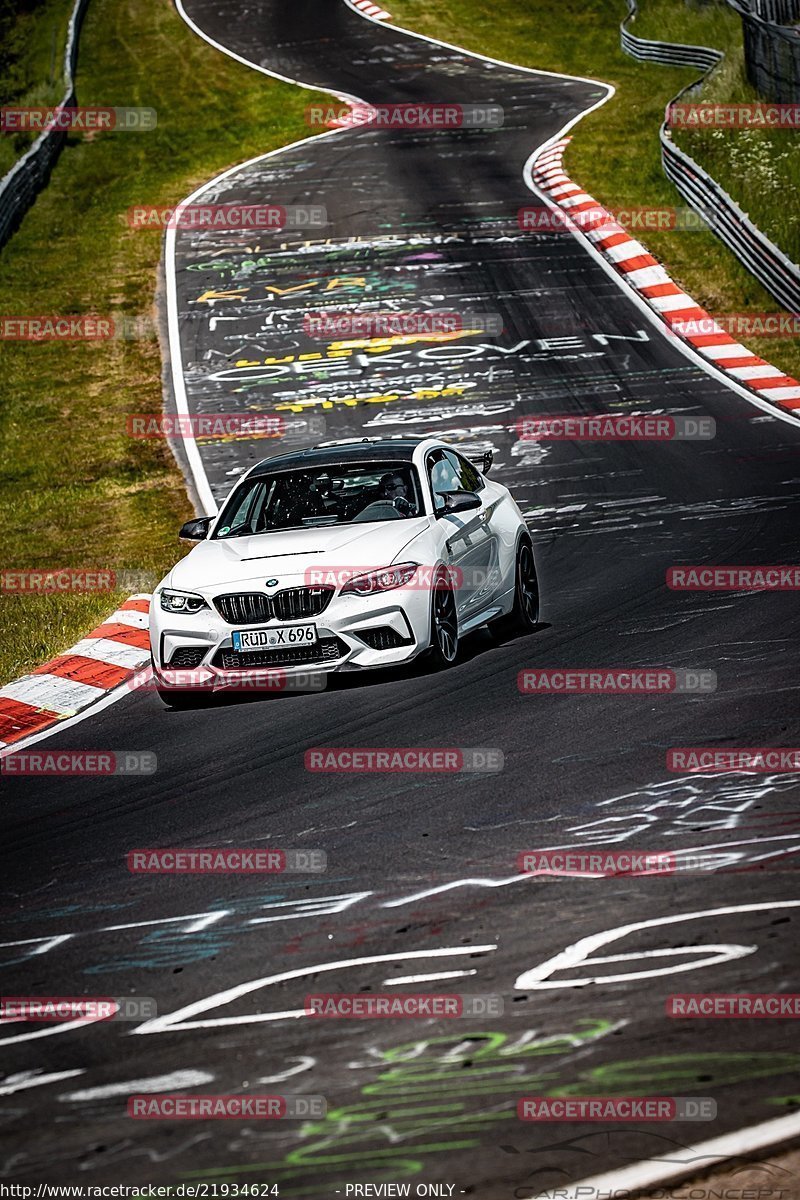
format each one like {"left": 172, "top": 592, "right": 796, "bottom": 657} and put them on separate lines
{"left": 2, "top": 1, "right": 800, "bottom": 1195}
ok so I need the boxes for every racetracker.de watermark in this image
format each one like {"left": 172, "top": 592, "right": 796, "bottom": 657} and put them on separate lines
{"left": 126, "top": 414, "right": 284, "bottom": 440}
{"left": 671, "top": 313, "right": 800, "bottom": 338}
{"left": 1, "top": 752, "right": 156, "bottom": 776}
{"left": 517, "top": 415, "right": 714, "bottom": 441}
{"left": 305, "top": 993, "right": 503, "bottom": 1018}
{"left": 127, "top": 848, "right": 326, "bottom": 873}
{"left": 0, "top": 996, "right": 156, "bottom": 1022}
{"left": 304, "top": 747, "right": 504, "bottom": 772}
{"left": 517, "top": 1096, "right": 716, "bottom": 1121}
{"left": 518, "top": 669, "right": 716, "bottom": 694}
{"left": 305, "top": 102, "right": 504, "bottom": 128}
{"left": 668, "top": 994, "right": 800, "bottom": 1017}
{"left": 127, "top": 204, "right": 326, "bottom": 230}
{"left": 0, "top": 106, "right": 156, "bottom": 131}
{"left": 303, "top": 311, "right": 503, "bottom": 338}
{"left": 517, "top": 850, "right": 676, "bottom": 876}
{"left": 667, "top": 101, "right": 800, "bottom": 128}
{"left": 0, "top": 315, "right": 156, "bottom": 341}
{"left": 134, "top": 669, "right": 328, "bottom": 694}
{"left": 667, "top": 565, "right": 800, "bottom": 590}
{"left": 303, "top": 565, "right": 490, "bottom": 591}
{"left": 2, "top": 315, "right": 118, "bottom": 340}
{"left": 0, "top": 568, "right": 155, "bottom": 592}
{"left": 667, "top": 748, "right": 800, "bottom": 773}
{"left": 128, "top": 1094, "right": 326, "bottom": 1119}
{"left": 518, "top": 205, "right": 709, "bottom": 232}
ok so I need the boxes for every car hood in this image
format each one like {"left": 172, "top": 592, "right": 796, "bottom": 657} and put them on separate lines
{"left": 168, "top": 518, "right": 432, "bottom": 591}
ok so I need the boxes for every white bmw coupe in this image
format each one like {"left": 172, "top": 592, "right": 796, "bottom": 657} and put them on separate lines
{"left": 150, "top": 437, "right": 539, "bottom": 704}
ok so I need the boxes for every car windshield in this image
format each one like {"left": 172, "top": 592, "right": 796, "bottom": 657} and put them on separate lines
{"left": 212, "top": 462, "right": 423, "bottom": 538}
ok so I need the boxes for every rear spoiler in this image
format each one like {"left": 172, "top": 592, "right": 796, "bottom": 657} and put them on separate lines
{"left": 467, "top": 449, "right": 494, "bottom": 475}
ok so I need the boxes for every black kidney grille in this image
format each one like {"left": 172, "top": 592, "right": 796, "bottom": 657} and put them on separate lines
{"left": 215, "top": 587, "right": 333, "bottom": 625}
{"left": 214, "top": 593, "right": 271, "bottom": 624}
{"left": 272, "top": 586, "right": 333, "bottom": 620}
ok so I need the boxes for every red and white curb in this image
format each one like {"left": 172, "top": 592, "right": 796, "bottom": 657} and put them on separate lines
{"left": 351, "top": 0, "right": 392, "bottom": 19}
{"left": 326, "top": 104, "right": 379, "bottom": 130}
{"left": 532, "top": 138, "right": 800, "bottom": 413}
{"left": 0, "top": 596, "right": 151, "bottom": 750}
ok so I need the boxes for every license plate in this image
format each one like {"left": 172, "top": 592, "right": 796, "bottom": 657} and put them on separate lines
{"left": 232, "top": 624, "right": 317, "bottom": 651}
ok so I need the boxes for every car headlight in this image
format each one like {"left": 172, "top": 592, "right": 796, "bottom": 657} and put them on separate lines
{"left": 159, "top": 588, "right": 209, "bottom": 614}
{"left": 340, "top": 562, "right": 418, "bottom": 597}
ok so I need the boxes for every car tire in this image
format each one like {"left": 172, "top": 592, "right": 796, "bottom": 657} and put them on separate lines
{"left": 495, "top": 537, "right": 539, "bottom": 636}
{"left": 426, "top": 568, "right": 459, "bottom": 669}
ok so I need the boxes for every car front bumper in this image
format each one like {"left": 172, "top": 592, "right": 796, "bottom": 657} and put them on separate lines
{"left": 149, "top": 582, "right": 433, "bottom": 687}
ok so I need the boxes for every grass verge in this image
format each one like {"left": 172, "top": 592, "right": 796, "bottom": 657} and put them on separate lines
{"left": 0, "top": 0, "right": 327, "bottom": 685}
{"left": 0, "top": 0, "right": 78, "bottom": 176}
{"left": 634, "top": 0, "right": 800, "bottom": 266}
{"left": 388, "top": 0, "right": 800, "bottom": 379}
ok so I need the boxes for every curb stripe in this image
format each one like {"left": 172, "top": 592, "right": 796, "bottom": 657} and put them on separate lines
{"left": 120, "top": 597, "right": 150, "bottom": 613}
{"left": 67, "top": 637, "right": 151, "bottom": 667}
{"left": 716, "top": 356, "right": 769, "bottom": 370}
{"left": 532, "top": 137, "right": 800, "bottom": 416}
{"left": 353, "top": 0, "right": 391, "bottom": 18}
{"left": 0, "top": 596, "right": 152, "bottom": 752}
{"left": 0, "top": 674, "right": 106, "bottom": 713}
{"left": 89, "top": 622, "right": 151, "bottom": 648}
{"left": 0, "top": 699, "right": 62, "bottom": 744}
{"left": 32, "top": 655, "right": 132, "bottom": 689}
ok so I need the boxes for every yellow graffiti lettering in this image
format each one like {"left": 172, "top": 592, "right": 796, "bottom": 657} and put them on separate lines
{"left": 195, "top": 288, "right": 249, "bottom": 304}
{"left": 330, "top": 330, "right": 478, "bottom": 351}
{"left": 264, "top": 283, "right": 317, "bottom": 296}
{"left": 275, "top": 385, "right": 468, "bottom": 414}
{"left": 324, "top": 276, "right": 367, "bottom": 291}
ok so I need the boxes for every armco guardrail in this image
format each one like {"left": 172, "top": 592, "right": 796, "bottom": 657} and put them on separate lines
{"left": 0, "top": 0, "right": 90, "bottom": 251}
{"left": 620, "top": 0, "right": 800, "bottom": 313}
{"left": 729, "top": 0, "right": 800, "bottom": 103}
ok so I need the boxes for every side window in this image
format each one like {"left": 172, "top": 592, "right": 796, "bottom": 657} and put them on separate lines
{"left": 216, "top": 481, "right": 266, "bottom": 536}
{"left": 427, "top": 450, "right": 460, "bottom": 511}
{"left": 452, "top": 452, "right": 484, "bottom": 493}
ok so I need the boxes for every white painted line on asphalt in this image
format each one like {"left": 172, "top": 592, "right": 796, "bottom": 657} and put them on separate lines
{"left": 529, "top": 1109, "right": 800, "bottom": 1200}
{"left": 131, "top": 944, "right": 498, "bottom": 1033}
{"left": 171, "top": 0, "right": 368, "bottom": 518}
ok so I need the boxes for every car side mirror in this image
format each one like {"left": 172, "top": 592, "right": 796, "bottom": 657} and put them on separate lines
{"left": 436, "top": 490, "right": 482, "bottom": 515}
{"left": 179, "top": 516, "right": 212, "bottom": 542}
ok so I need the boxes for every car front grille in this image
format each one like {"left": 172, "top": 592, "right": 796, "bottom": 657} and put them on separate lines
{"left": 356, "top": 627, "right": 413, "bottom": 651}
{"left": 214, "top": 593, "right": 271, "bottom": 624}
{"left": 272, "top": 586, "right": 333, "bottom": 620}
{"left": 212, "top": 637, "right": 347, "bottom": 670}
{"left": 214, "top": 587, "right": 333, "bottom": 625}
{"left": 167, "top": 646, "right": 208, "bottom": 668}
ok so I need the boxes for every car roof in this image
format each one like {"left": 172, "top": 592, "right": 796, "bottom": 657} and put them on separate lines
{"left": 248, "top": 438, "right": 431, "bottom": 476}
